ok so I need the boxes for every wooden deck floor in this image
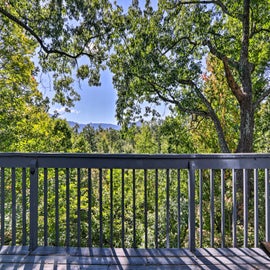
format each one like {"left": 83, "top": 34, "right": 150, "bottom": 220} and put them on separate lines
{"left": 0, "top": 246, "right": 270, "bottom": 269}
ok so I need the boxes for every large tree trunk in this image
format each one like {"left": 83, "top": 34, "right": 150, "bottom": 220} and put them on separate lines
{"left": 237, "top": 97, "right": 254, "bottom": 153}
{"left": 236, "top": 0, "right": 253, "bottom": 153}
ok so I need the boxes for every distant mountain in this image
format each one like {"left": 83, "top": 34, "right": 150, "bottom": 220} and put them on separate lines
{"left": 68, "top": 121, "right": 120, "bottom": 132}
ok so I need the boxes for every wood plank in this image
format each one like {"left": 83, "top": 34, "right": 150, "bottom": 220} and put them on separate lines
{"left": 0, "top": 254, "right": 198, "bottom": 265}
{"left": 0, "top": 247, "right": 269, "bottom": 269}
{"left": 31, "top": 247, "right": 195, "bottom": 257}
{"left": 0, "top": 245, "right": 29, "bottom": 255}
{"left": 0, "top": 264, "right": 202, "bottom": 270}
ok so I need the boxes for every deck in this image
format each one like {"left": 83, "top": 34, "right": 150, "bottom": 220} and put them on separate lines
{"left": 1, "top": 154, "right": 270, "bottom": 269}
{"left": 0, "top": 246, "right": 270, "bottom": 269}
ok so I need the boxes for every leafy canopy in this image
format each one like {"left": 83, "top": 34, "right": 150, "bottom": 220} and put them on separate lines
{"left": 109, "top": 0, "right": 270, "bottom": 152}
{"left": 0, "top": 0, "right": 119, "bottom": 109}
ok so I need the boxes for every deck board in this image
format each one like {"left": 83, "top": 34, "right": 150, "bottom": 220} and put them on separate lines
{"left": 0, "top": 246, "right": 269, "bottom": 269}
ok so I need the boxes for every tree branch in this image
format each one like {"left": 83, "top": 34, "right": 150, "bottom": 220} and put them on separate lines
{"left": 176, "top": 78, "right": 230, "bottom": 152}
{"left": 173, "top": 0, "right": 242, "bottom": 20}
{"left": 159, "top": 36, "right": 197, "bottom": 56}
{"left": 253, "top": 88, "right": 270, "bottom": 109}
{"left": 204, "top": 39, "right": 239, "bottom": 69}
{"left": 141, "top": 77, "right": 210, "bottom": 117}
{"left": 0, "top": 6, "right": 98, "bottom": 60}
{"left": 138, "top": 75, "right": 230, "bottom": 152}
{"left": 250, "top": 27, "right": 270, "bottom": 38}
{"left": 222, "top": 56, "right": 247, "bottom": 103}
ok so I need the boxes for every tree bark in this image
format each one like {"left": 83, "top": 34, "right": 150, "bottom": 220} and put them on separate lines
{"left": 236, "top": 0, "right": 254, "bottom": 153}
{"left": 237, "top": 98, "right": 254, "bottom": 153}
{"left": 221, "top": 0, "right": 254, "bottom": 153}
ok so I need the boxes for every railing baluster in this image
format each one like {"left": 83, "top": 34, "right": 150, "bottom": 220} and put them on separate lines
{"left": 99, "top": 168, "right": 103, "bottom": 247}
{"left": 55, "top": 168, "right": 59, "bottom": 247}
{"left": 11, "top": 168, "right": 16, "bottom": 245}
{"left": 144, "top": 169, "right": 148, "bottom": 248}
{"left": 66, "top": 168, "right": 70, "bottom": 247}
{"left": 22, "top": 168, "right": 27, "bottom": 246}
{"left": 88, "top": 168, "right": 92, "bottom": 247}
{"left": 210, "top": 169, "right": 215, "bottom": 247}
{"left": 133, "top": 169, "right": 136, "bottom": 248}
{"left": 43, "top": 168, "right": 48, "bottom": 246}
{"left": 232, "top": 169, "right": 237, "bottom": 247}
{"left": 166, "top": 169, "right": 170, "bottom": 248}
{"left": 121, "top": 169, "right": 125, "bottom": 248}
{"left": 243, "top": 169, "right": 248, "bottom": 247}
{"left": 110, "top": 169, "right": 113, "bottom": 247}
{"left": 188, "top": 161, "right": 196, "bottom": 252}
{"left": 265, "top": 169, "right": 270, "bottom": 242}
{"left": 0, "top": 168, "right": 5, "bottom": 246}
{"left": 221, "top": 169, "right": 225, "bottom": 248}
{"left": 155, "top": 169, "right": 158, "bottom": 248}
{"left": 77, "top": 168, "right": 81, "bottom": 247}
{"left": 254, "top": 169, "right": 258, "bottom": 247}
{"left": 177, "top": 169, "right": 181, "bottom": 248}
{"left": 199, "top": 169, "right": 203, "bottom": 248}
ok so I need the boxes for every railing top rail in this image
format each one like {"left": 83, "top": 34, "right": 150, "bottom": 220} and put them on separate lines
{"left": 0, "top": 152, "right": 269, "bottom": 169}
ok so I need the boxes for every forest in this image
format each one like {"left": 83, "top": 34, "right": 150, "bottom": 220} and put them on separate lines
{"left": 0, "top": 0, "right": 270, "bottom": 153}
{"left": 0, "top": 0, "right": 269, "bottom": 154}
{"left": 0, "top": 0, "right": 269, "bottom": 249}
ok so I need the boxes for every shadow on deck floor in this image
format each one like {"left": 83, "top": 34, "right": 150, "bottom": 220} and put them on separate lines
{"left": 0, "top": 246, "right": 269, "bottom": 269}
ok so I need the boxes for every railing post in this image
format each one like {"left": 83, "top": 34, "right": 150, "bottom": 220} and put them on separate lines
{"left": 188, "top": 161, "right": 196, "bottom": 252}
{"left": 29, "top": 159, "right": 38, "bottom": 251}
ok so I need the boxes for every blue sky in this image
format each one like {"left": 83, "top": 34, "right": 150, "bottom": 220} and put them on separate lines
{"left": 49, "top": 69, "right": 117, "bottom": 125}
{"left": 47, "top": 0, "right": 157, "bottom": 125}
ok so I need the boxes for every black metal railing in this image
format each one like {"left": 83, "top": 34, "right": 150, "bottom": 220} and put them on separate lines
{"left": 0, "top": 153, "right": 269, "bottom": 251}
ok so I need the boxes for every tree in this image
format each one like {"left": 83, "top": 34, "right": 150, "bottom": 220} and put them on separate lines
{"left": 2, "top": 0, "right": 269, "bottom": 153}
{"left": 0, "top": 13, "right": 77, "bottom": 153}
{"left": 0, "top": 13, "right": 44, "bottom": 150}
{"left": 109, "top": 0, "right": 270, "bottom": 153}
{"left": 0, "top": 0, "right": 116, "bottom": 110}
{"left": 254, "top": 102, "right": 270, "bottom": 152}
{"left": 160, "top": 116, "right": 196, "bottom": 153}
{"left": 187, "top": 55, "right": 240, "bottom": 152}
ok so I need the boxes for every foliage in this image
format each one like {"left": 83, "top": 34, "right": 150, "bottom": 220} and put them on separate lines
{"left": 188, "top": 55, "right": 240, "bottom": 152}
{"left": 0, "top": 0, "right": 117, "bottom": 110}
{"left": 1, "top": 0, "right": 270, "bottom": 153}
{"left": 109, "top": 0, "right": 270, "bottom": 153}
{"left": 0, "top": 15, "right": 76, "bottom": 153}
{"left": 254, "top": 101, "right": 270, "bottom": 152}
